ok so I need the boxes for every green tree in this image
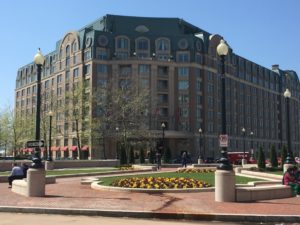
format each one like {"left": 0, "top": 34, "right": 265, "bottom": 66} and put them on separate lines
{"left": 269, "top": 145, "right": 278, "bottom": 168}
{"left": 257, "top": 146, "right": 266, "bottom": 169}
{"left": 149, "top": 149, "right": 155, "bottom": 164}
{"left": 163, "top": 147, "right": 172, "bottom": 163}
{"left": 129, "top": 146, "right": 135, "bottom": 164}
{"left": 139, "top": 147, "right": 145, "bottom": 164}
{"left": 281, "top": 145, "right": 288, "bottom": 167}
{"left": 120, "top": 143, "right": 127, "bottom": 165}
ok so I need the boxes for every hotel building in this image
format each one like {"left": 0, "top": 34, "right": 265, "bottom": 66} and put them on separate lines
{"left": 15, "top": 14, "right": 300, "bottom": 160}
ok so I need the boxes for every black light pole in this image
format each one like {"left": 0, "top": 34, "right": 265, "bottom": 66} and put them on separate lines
{"left": 116, "top": 127, "right": 119, "bottom": 159}
{"left": 250, "top": 131, "right": 254, "bottom": 160}
{"left": 161, "top": 122, "right": 166, "bottom": 151}
{"left": 198, "top": 128, "right": 203, "bottom": 164}
{"left": 216, "top": 40, "right": 232, "bottom": 170}
{"left": 284, "top": 88, "right": 295, "bottom": 164}
{"left": 47, "top": 111, "right": 53, "bottom": 161}
{"left": 32, "top": 49, "right": 45, "bottom": 168}
{"left": 241, "top": 127, "right": 246, "bottom": 160}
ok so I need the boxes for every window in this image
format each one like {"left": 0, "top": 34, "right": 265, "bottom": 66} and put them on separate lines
{"left": 26, "top": 87, "right": 31, "bottom": 95}
{"left": 32, "top": 85, "right": 36, "bottom": 93}
{"left": 66, "top": 45, "right": 70, "bottom": 57}
{"left": 97, "top": 64, "right": 108, "bottom": 74}
{"left": 156, "top": 38, "right": 170, "bottom": 51}
{"left": 44, "top": 80, "right": 50, "bottom": 89}
{"left": 119, "top": 65, "right": 131, "bottom": 76}
{"left": 138, "top": 64, "right": 150, "bottom": 76}
{"left": 84, "top": 64, "right": 91, "bottom": 75}
{"left": 84, "top": 50, "right": 91, "bottom": 61}
{"left": 73, "top": 68, "right": 79, "bottom": 78}
{"left": 73, "top": 55, "right": 77, "bottom": 65}
{"left": 136, "top": 38, "right": 149, "bottom": 50}
{"left": 158, "top": 80, "right": 168, "bottom": 90}
{"left": 159, "top": 108, "right": 168, "bottom": 117}
{"left": 158, "top": 66, "right": 168, "bottom": 76}
{"left": 196, "top": 80, "right": 201, "bottom": 91}
{"left": 65, "top": 83, "right": 70, "bottom": 92}
{"left": 72, "top": 41, "right": 78, "bottom": 52}
{"left": 180, "top": 107, "right": 189, "bottom": 118}
{"left": 158, "top": 94, "right": 168, "bottom": 104}
{"left": 117, "top": 37, "right": 129, "bottom": 49}
{"left": 178, "top": 80, "right": 189, "bottom": 90}
{"left": 97, "top": 79, "right": 107, "bottom": 88}
{"left": 178, "top": 94, "right": 189, "bottom": 104}
{"left": 97, "top": 49, "right": 108, "bottom": 60}
{"left": 57, "top": 87, "right": 62, "bottom": 96}
{"left": 65, "top": 71, "right": 70, "bottom": 81}
{"left": 178, "top": 67, "right": 189, "bottom": 78}
{"left": 139, "top": 79, "right": 149, "bottom": 88}
{"left": 57, "top": 74, "right": 62, "bottom": 84}
{"left": 177, "top": 53, "right": 189, "bottom": 62}
{"left": 119, "top": 79, "right": 131, "bottom": 89}
{"left": 196, "top": 95, "right": 201, "bottom": 105}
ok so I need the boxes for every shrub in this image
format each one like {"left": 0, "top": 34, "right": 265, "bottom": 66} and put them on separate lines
{"left": 281, "top": 145, "right": 287, "bottom": 166}
{"left": 120, "top": 144, "right": 127, "bottom": 165}
{"left": 269, "top": 145, "right": 278, "bottom": 168}
{"left": 163, "top": 147, "right": 172, "bottom": 164}
{"left": 257, "top": 146, "right": 266, "bottom": 169}
{"left": 139, "top": 148, "right": 145, "bottom": 164}
{"left": 129, "top": 146, "right": 135, "bottom": 164}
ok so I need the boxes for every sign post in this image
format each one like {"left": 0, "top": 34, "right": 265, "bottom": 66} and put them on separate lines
{"left": 26, "top": 140, "right": 44, "bottom": 148}
{"left": 219, "top": 135, "right": 228, "bottom": 148}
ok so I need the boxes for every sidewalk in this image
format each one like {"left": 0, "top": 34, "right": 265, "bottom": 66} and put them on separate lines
{"left": 0, "top": 168, "right": 300, "bottom": 223}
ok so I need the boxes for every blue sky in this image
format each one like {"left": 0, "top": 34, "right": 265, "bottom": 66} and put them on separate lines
{"left": 0, "top": 0, "right": 299, "bottom": 109}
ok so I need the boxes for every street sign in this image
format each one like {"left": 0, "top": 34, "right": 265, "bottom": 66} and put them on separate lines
{"left": 219, "top": 135, "right": 229, "bottom": 147}
{"left": 26, "top": 140, "right": 44, "bottom": 148}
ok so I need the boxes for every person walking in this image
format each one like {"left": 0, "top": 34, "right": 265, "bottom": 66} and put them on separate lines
{"left": 8, "top": 163, "right": 24, "bottom": 188}
{"left": 182, "top": 151, "right": 187, "bottom": 168}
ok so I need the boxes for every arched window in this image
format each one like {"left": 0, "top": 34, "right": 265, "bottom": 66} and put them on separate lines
{"left": 116, "top": 37, "right": 129, "bottom": 49}
{"left": 136, "top": 38, "right": 149, "bottom": 50}
{"left": 66, "top": 45, "right": 71, "bottom": 57}
{"left": 72, "top": 41, "right": 78, "bottom": 52}
{"left": 156, "top": 38, "right": 170, "bottom": 51}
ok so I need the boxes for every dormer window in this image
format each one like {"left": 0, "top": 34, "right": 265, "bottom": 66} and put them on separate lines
{"left": 156, "top": 38, "right": 170, "bottom": 51}
{"left": 116, "top": 37, "right": 129, "bottom": 49}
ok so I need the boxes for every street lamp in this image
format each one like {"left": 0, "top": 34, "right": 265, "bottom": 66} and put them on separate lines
{"left": 32, "top": 48, "right": 45, "bottom": 168}
{"left": 250, "top": 131, "right": 254, "bottom": 160}
{"left": 198, "top": 128, "right": 203, "bottom": 164}
{"left": 116, "top": 127, "right": 119, "bottom": 159}
{"left": 241, "top": 127, "right": 246, "bottom": 164}
{"left": 47, "top": 111, "right": 53, "bottom": 161}
{"left": 216, "top": 39, "right": 232, "bottom": 170}
{"left": 161, "top": 122, "right": 166, "bottom": 151}
{"left": 284, "top": 88, "right": 295, "bottom": 164}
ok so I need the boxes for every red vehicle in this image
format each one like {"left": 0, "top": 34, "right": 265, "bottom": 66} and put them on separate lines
{"left": 227, "top": 152, "right": 251, "bottom": 165}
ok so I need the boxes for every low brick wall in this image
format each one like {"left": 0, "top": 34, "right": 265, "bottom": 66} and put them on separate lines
{"left": 0, "top": 159, "right": 119, "bottom": 172}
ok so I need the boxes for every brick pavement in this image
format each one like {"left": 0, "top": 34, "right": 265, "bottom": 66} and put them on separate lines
{"left": 0, "top": 168, "right": 300, "bottom": 222}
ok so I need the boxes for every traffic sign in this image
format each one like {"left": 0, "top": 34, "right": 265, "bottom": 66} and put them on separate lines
{"left": 26, "top": 140, "right": 44, "bottom": 148}
{"left": 219, "top": 135, "right": 229, "bottom": 147}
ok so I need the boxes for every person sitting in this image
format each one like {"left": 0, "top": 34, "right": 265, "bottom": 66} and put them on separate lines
{"left": 21, "top": 163, "right": 29, "bottom": 178}
{"left": 8, "top": 163, "right": 24, "bottom": 188}
{"left": 283, "top": 166, "right": 300, "bottom": 196}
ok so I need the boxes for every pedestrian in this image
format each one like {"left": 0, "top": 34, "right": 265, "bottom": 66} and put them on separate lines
{"left": 156, "top": 152, "right": 161, "bottom": 170}
{"left": 182, "top": 151, "right": 187, "bottom": 168}
{"left": 22, "top": 163, "right": 29, "bottom": 178}
{"left": 283, "top": 166, "right": 300, "bottom": 197}
{"left": 8, "top": 163, "right": 24, "bottom": 188}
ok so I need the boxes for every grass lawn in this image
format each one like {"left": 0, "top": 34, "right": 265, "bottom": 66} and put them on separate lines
{"left": 99, "top": 172, "right": 264, "bottom": 187}
{"left": 0, "top": 168, "right": 117, "bottom": 176}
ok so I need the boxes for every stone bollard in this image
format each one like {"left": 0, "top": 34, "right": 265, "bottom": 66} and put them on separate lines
{"left": 45, "top": 161, "right": 55, "bottom": 170}
{"left": 27, "top": 168, "right": 46, "bottom": 197}
{"left": 215, "top": 170, "right": 236, "bottom": 202}
{"left": 283, "top": 163, "right": 294, "bottom": 173}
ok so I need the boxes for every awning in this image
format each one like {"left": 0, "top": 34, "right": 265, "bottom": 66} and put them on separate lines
{"left": 27, "top": 148, "right": 34, "bottom": 153}
{"left": 81, "top": 145, "right": 89, "bottom": 151}
{"left": 22, "top": 148, "right": 27, "bottom": 153}
{"left": 61, "top": 146, "right": 68, "bottom": 151}
{"left": 51, "top": 146, "right": 60, "bottom": 151}
{"left": 71, "top": 146, "right": 78, "bottom": 151}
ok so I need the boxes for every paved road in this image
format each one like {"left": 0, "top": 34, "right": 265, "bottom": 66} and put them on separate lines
{"left": 0, "top": 213, "right": 286, "bottom": 225}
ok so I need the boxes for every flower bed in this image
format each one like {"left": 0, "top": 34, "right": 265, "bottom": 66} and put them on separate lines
{"left": 176, "top": 168, "right": 215, "bottom": 173}
{"left": 111, "top": 177, "right": 212, "bottom": 189}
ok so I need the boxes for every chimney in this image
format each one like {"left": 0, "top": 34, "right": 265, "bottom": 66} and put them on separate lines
{"left": 272, "top": 64, "right": 279, "bottom": 70}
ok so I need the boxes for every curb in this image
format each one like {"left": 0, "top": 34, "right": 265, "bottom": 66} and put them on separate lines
{"left": 0, "top": 206, "right": 300, "bottom": 223}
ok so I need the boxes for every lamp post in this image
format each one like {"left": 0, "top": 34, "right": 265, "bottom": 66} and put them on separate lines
{"left": 198, "top": 128, "right": 203, "bottom": 164}
{"left": 32, "top": 48, "right": 45, "bottom": 168}
{"left": 216, "top": 39, "right": 232, "bottom": 171}
{"left": 47, "top": 111, "right": 53, "bottom": 161}
{"left": 241, "top": 127, "right": 246, "bottom": 165}
{"left": 116, "top": 127, "right": 119, "bottom": 159}
{"left": 161, "top": 122, "right": 166, "bottom": 151}
{"left": 284, "top": 88, "right": 295, "bottom": 164}
{"left": 250, "top": 131, "right": 254, "bottom": 160}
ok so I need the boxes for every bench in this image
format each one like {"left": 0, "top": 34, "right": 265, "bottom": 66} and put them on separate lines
{"left": 11, "top": 176, "right": 56, "bottom": 197}
{"left": 236, "top": 185, "right": 294, "bottom": 202}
